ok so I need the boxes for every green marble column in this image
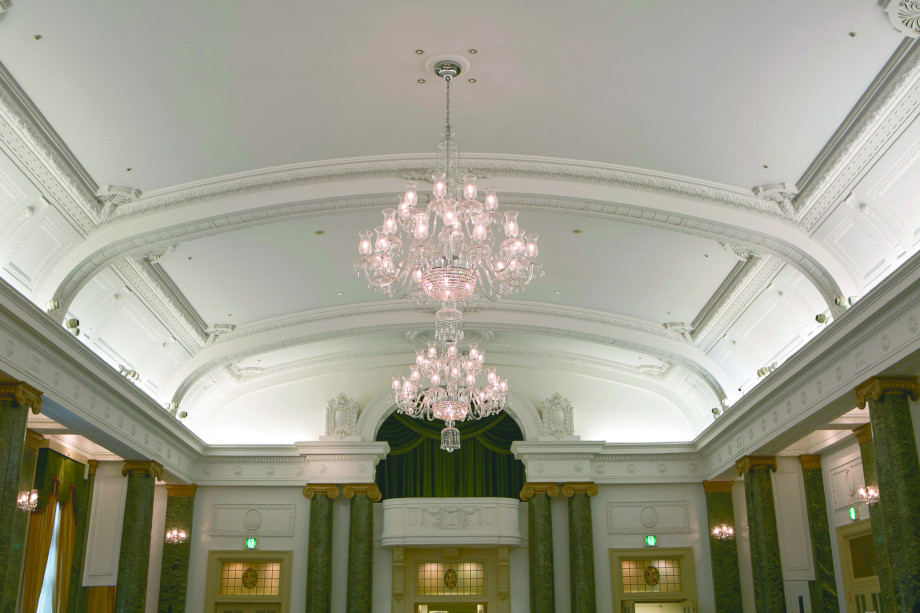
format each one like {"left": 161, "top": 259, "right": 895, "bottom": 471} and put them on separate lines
{"left": 798, "top": 455, "right": 837, "bottom": 613}
{"left": 0, "top": 381, "right": 41, "bottom": 609}
{"left": 65, "top": 458, "right": 97, "bottom": 613}
{"left": 855, "top": 376, "right": 920, "bottom": 611}
{"left": 114, "top": 460, "right": 162, "bottom": 613}
{"left": 521, "top": 482, "right": 558, "bottom": 613}
{"left": 703, "top": 480, "right": 743, "bottom": 613}
{"left": 852, "top": 423, "right": 896, "bottom": 612}
{"left": 303, "top": 484, "right": 339, "bottom": 613}
{"left": 563, "top": 482, "right": 597, "bottom": 613}
{"left": 157, "top": 484, "right": 196, "bottom": 613}
{"left": 736, "top": 456, "right": 786, "bottom": 613}
{"left": 2, "top": 427, "right": 42, "bottom": 612}
{"left": 344, "top": 483, "right": 380, "bottom": 613}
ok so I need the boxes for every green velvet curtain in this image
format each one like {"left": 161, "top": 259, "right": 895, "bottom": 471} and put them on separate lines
{"left": 375, "top": 411, "right": 525, "bottom": 500}
{"left": 33, "top": 449, "right": 86, "bottom": 512}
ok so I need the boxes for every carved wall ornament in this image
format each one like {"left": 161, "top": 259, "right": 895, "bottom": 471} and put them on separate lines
{"left": 302, "top": 484, "right": 340, "bottom": 500}
{"left": 324, "top": 392, "right": 360, "bottom": 439}
{"left": 343, "top": 482, "right": 382, "bottom": 502}
{"left": 95, "top": 184, "right": 142, "bottom": 219}
{"left": 539, "top": 392, "right": 576, "bottom": 439}
{"left": 885, "top": 0, "right": 920, "bottom": 37}
{"left": 752, "top": 182, "right": 799, "bottom": 215}
{"left": 426, "top": 506, "right": 477, "bottom": 530}
{"left": 561, "top": 482, "right": 598, "bottom": 497}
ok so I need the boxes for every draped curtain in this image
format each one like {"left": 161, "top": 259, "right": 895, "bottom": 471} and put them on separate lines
{"left": 21, "top": 481, "right": 59, "bottom": 613}
{"left": 375, "top": 411, "right": 525, "bottom": 499}
{"left": 53, "top": 486, "right": 77, "bottom": 613}
{"left": 86, "top": 586, "right": 116, "bottom": 613}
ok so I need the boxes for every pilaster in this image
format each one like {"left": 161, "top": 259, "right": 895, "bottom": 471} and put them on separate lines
{"left": 797, "top": 456, "right": 837, "bottom": 613}
{"left": 344, "top": 483, "right": 380, "bottom": 613}
{"left": 113, "top": 460, "right": 162, "bottom": 613}
{"left": 303, "top": 484, "right": 339, "bottom": 613}
{"left": 736, "top": 456, "right": 786, "bottom": 613}
{"left": 157, "top": 483, "right": 197, "bottom": 613}
{"left": 703, "top": 480, "right": 742, "bottom": 613}
{"left": 66, "top": 458, "right": 98, "bottom": 613}
{"left": 563, "top": 482, "right": 597, "bottom": 613}
{"left": 521, "top": 482, "right": 558, "bottom": 613}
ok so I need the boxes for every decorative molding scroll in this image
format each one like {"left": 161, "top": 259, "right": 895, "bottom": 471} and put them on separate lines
{"left": 798, "top": 454, "right": 822, "bottom": 470}
{"left": 303, "top": 484, "right": 340, "bottom": 500}
{"left": 702, "top": 480, "right": 734, "bottom": 494}
{"left": 324, "top": 393, "right": 359, "bottom": 439}
{"left": 854, "top": 375, "right": 920, "bottom": 407}
{"left": 735, "top": 455, "right": 777, "bottom": 476}
{"left": 539, "top": 393, "right": 576, "bottom": 439}
{"left": 343, "top": 482, "right": 382, "bottom": 502}
{"left": 562, "top": 482, "right": 598, "bottom": 497}
{"left": 95, "top": 185, "right": 142, "bottom": 219}
{"left": 0, "top": 380, "right": 43, "bottom": 413}
{"left": 606, "top": 501, "right": 690, "bottom": 534}
{"left": 885, "top": 1, "right": 920, "bottom": 37}
{"left": 852, "top": 423, "right": 873, "bottom": 445}
{"left": 752, "top": 182, "right": 798, "bottom": 216}
{"left": 520, "top": 482, "right": 559, "bottom": 501}
{"left": 121, "top": 460, "right": 163, "bottom": 480}
{"left": 166, "top": 483, "right": 197, "bottom": 497}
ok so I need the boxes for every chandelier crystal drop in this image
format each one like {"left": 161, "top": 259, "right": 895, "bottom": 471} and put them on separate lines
{"left": 857, "top": 485, "right": 879, "bottom": 506}
{"left": 711, "top": 524, "right": 735, "bottom": 540}
{"left": 355, "top": 61, "right": 543, "bottom": 304}
{"left": 17, "top": 489, "right": 38, "bottom": 512}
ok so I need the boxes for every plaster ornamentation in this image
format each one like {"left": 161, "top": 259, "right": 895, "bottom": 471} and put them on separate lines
{"left": 606, "top": 501, "right": 690, "bottom": 534}
{"left": 561, "top": 482, "right": 598, "bottom": 497}
{"left": 323, "top": 392, "right": 360, "bottom": 439}
{"left": 0, "top": 380, "right": 42, "bottom": 413}
{"left": 752, "top": 182, "right": 798, "bottom": 216}
{"left": 519, "top": 482, "right": 560, "bottom": 500}
{"left": 829, "top": 458, "right": 864, "bottom": 510}
{"left": 854, "top": 375, "right": 920, "bottom": 406}
{"left": 121, "top": 460, "right": 163, "bottom": 479}
{"left": 380, "top": 498, "right": 522, "bottom": 547}
{"left": 426, "top": 506, "right": 478, "bottom": 530}
{"left": 885, "top": 0, "right": 920, "bottom": 37}
{"left": 302, "top": 484, "right": 339, "bottom": 499}
{"left": 343, "top": 482, "right": 382, "bottom": 502}
{"left": 539, "top": 393, "right": 575, "bottom": 440}
{"left": 95, "top": 185, "right": 142, "bottom": 219}
{"left": 210, "top": 503, "right": 295, "bottom": 536}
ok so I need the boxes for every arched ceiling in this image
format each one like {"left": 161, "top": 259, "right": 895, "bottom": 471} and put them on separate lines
{"left": 1, "top": 1, "right": 920, "bottom": 445}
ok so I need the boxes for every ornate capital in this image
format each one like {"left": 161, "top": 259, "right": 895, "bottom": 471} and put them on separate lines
{"left": 562, "top": 482, "right": 598, "bottom": 498}
{"left": 121, "top": 460, "right": 163, "bottom": 480}
{"left": 343, "top": 482, "right": 381, "bottom": 502}
{"left": 702, "top": 480, "right": 735, "bottom": 494}
{"left": 853, "top": 423, "right": 873, "bottom": 445}
{"left": 303, "top": 483, "right": 340, "bottom": 500}
{"left": 520, "top": 482, "right": 560, "bottom": 501}
{"left": 799, "top": 455, "right": 822, "bottom": 470}
{"left": 854, "top": 376, "right": 920, "bottom": 408}
{"left": 25, "top": 428, "right": 44, "bottom": 450}
{"left": 166, "top": 484, "right": 197, "bottom": 498}
{"left": 735, "top": 455, "right": 777, "bottom": 476}
{"left": 0, "top": 381, "right": 43, "bottom": 414}
{"left": 87, "top": 459, "right": 99, "bottom": 475}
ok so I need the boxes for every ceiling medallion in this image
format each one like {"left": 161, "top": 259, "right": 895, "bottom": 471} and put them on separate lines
{"left": 353, "top": 59, "right": 542, "bottom": 451}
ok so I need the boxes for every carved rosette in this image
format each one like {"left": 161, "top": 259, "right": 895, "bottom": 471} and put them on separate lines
{"left": 303, "top": 484, "right": 340, "bottom": 500}
{"left": 735, "top": 455, "right": 777, "bottom": 477}
{"left": 854, "top": 376, "right": 920, "bottom": 408}
{"left": 166, "top": 484, "right": 198, "bottom": 498}
{"left": 853, "top": 423, "right": 873, "bottom": 445}
{"left": 0, "top": 381, "right": 43, "bottom": 414}
{"left": 343, "top": 482, "right": 381, "bottom": 502}
{"left": 562, "top": 482, "right": 598, "bottom": 497}
{"left": 121, "top": 460, "right": 163, "bottom": 480}
{"left": 520, "top": 482, "right": 559, "bottom": 501}
{"left": 886, "top": 1, "right": 920, "bottom": 37}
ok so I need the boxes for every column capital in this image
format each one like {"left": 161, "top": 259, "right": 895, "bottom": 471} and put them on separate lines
{"left": 854, "top": 375, "right": 920, "bottom": 407}
{"left": 520, "top": 482, "right": 559, "bottom": 501}
{"left": 561, "top": 482, "right": 598, "bottom": 497}
{"left": 0, "top": 381, "right": 42, "bottom": 414}
{"left": 166, "top": 484, "right": 197, "bottom": 497}
{"left": 122, "top": 460, "right": 163, "bottom": 480}
{"left": 853, "top": 422, "right": 873, "bottom": 445}
{"left": 25, "top": 428, "right": 44, "bottom": 450}
{"left": 735, "top": 455, "right": 777, "bottom": 476}
{"left": 87, "top": 459, "right": 99, "bottom": 475}
{"left": 343, "top": 483, "right": 381, "bottom": 502}
{"left": 703, "top": 480, "right": 735, "bottom": 494}
{"left": 799, "top": 455, "right": 822, "bottom": 470}
{"left": 303, "top": 484, "right": 340, "bottom": 500}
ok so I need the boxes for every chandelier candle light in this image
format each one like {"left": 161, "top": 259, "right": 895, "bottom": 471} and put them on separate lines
{"left": 165, "top": 528, "right": 189, "bottom": 545}
{"left": 711, "top": 524, "right": 735, "bottom": 540}
{"left": 17, "top": 489, "right": 38, "bottom": 512}
{"left": 355, "top": 60, "right": 543, "bottom": 303}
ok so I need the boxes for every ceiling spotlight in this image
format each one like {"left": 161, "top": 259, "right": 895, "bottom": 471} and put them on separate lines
{"left": 64, "top": 318, "right": 80, "bottom": 337}
{"left": 815, "top": 313, "right": 829, "bottom": 324}
{"left": 118, "top": 365, "right": 139, "bottom": 380}
{"left": 711, "top": 407, "right": 721, "bottom": 420}
{"left": 44, "top": 299, "right": 60, "bottom": 313}
{"left": 757, "top": 362, "right": 778, "bottom": 378}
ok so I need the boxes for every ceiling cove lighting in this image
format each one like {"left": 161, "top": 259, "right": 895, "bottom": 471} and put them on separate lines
{"left": 354, "top": 60, "right": 543, "bottom": 304}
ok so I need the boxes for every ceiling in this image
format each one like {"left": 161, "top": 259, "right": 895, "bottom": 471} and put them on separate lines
{"left": 1, "top": 1, "right": 919, "bottom": 446}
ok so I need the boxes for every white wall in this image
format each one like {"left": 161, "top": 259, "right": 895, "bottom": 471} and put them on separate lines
{"left": 821, "top": 441, "right": 865, "bottom": 612}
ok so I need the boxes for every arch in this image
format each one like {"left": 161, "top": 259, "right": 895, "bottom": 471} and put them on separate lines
{"left": 356, "top": 386, "right": 543, "bottom": 443}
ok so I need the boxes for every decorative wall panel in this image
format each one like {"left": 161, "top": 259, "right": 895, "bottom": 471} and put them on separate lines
{"left": 210, "top": 503, "right": 296, "bottom": 536}
{"left": 606, "top": 501, "right": 690, "bottom": 534}
{"left": 380, "top": 497, "right": 522, "bottom": 546}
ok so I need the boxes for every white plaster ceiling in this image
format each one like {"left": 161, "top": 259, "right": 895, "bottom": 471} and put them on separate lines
{"left": 0, "top": 1, "right": 919, "bottom": 446}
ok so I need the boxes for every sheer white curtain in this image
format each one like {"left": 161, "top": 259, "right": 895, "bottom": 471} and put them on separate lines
{"left": 35, "top": 507, "right": 60, "bottom": 613}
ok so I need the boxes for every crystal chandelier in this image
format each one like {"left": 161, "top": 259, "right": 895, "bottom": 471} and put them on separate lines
{"left": 858, "top": 485, "right": 879, "bottom": 506}
{"left": 17, "top": 489, "right": 38, "bottom": 512}
{"left": 164, "top": 528, "right": 189, "bottom": 545}
{"left": 711, "top": 524, "right": 735, "bottom": 540}
{"left": 355, "top": 60, "right": 543, "bottom": 303}
{"left": 391, "top": 307, "right": 508, "bottom": 452}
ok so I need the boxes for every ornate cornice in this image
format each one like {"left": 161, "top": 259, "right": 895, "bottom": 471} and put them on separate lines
{"left": 0, "top": 380, "right": 42, "bottom": 413}
{"left": 166, "top": 483, "right": 197, "bottom": 497}
{"left": 561, "top": 482, "right": 598, "bottom": 497}
{"left": 303, "top": 484, "right": 340, "bottom": 500}
{"left": 122, "top": 460, "right": 163, "bottom": 480}
{"left": 735, "top": 455, "right": 777, "bottom": 476}
{"left": 702, "top": 480, "right": 734, "bottom": 494}
{"left": 798, "top": 454, "right": 822, "bottom": 470}
{"left": 520, "top": 482, "right": 560, "bottom": 501}
{"left": 854, "top": 376, "right": 920, "bottom": 407}
{"left": 853, "top": 423, "right": 873, "bottom": 445}
{"left": 343, "top": 482, "right": 381, "bottom": 502}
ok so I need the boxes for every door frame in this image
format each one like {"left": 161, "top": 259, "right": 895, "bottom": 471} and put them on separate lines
{"left": 203, "top": 549, "right": 292, "bottom": 613}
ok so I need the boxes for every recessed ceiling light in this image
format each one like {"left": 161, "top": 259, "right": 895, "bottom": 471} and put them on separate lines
{"left": 33, "top": 34, "right": 42, "bottom": 40}
{"left": 468, "top": 78, "right": 477, "bottom": 84}
{"left": 554, "top": 290, "right": 560, "bottom": 295}
{"left": 227, "top": 314, "right": 232, "bottom": 317}
{"left": 126, "top": 167, "right": 132, "bottom": 172}
{"left": 416, "top": 49, "right": 425, "bottom": 54}
{"left": 762, "top": 164, "right": 769, "bottom": 169}
{"left": 573, "top": 229, "right": 583, "bottom": 234}
{"left": 468, "top": 49, "right": 478, "bottom": 54}
{"left": 849, "top": 32, "right": 857, "bottom": 37}
{"left": 337, "top": 291, "right": 343, "bottom": 295}
{"left": 418, "top": 79, "right": 426, "bottom": 84}
{"left": 314, "top": 230, "right": 324, "bottom": 235}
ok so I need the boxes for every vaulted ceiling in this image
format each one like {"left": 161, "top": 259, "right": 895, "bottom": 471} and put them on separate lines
{"left": 1, "top": 1, "right": 919, "bottom": 445}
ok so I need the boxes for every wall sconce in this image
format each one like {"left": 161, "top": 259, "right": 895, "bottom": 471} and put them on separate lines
{"left": 164, "top": 528, "right": 188, "bottom": 545}
{"left": 17, "top": 489, "right": 38, "bottom": 512}
{"left": 858, "top": 485, "right": 879, "bottom": 506}
{"left": 711, "top": 524, "right": 734, "bottom": 540}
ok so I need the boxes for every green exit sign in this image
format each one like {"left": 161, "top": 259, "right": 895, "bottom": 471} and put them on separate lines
{"left": 849, "top": 506, "right": 859, "bottom": 521}
{"left": 245, "top": 537, "right": 258, "bottom": 549}
{"left": 644, "top": 535, "right": 657, "bottom": 547}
